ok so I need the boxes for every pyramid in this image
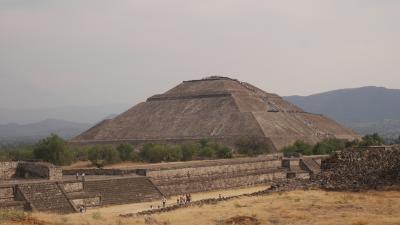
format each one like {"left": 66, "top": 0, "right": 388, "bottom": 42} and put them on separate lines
{"left": 71, "top": 77, "right": 358, "bottom": 150}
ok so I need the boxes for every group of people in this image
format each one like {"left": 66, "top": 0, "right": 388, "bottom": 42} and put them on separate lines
{"left": 176, "top": 193, "right": 192, "bottom": 205}
{"left": 75, "top": 172, "right": 86, "bottom": 181}
{"left": 150, "top": 193, "right": 193, "bottom": 210}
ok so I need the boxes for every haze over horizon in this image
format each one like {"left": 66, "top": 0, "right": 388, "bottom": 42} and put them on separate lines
{"left": 1, "top": 0, "right": 400, "bottom": 110}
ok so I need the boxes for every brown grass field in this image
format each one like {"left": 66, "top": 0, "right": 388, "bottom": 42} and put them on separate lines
{"left": 2, "top": 188, "right": 400, "bottom": 225}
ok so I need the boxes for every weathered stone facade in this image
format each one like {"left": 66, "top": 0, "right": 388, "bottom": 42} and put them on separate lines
{"left": 71, "top": 77, "right": 358, "bottom": 150}
{"left": 318, "top": 146, "right": 400, "bottom": 190}
{"left": 0, "top": 161, "right": 18, "bottom": 180}
{"left": 18, "top": 162, "right": 62, "bottom": 180}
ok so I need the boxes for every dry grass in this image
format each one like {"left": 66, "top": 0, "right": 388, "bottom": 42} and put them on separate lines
{"left": 28, "top": 189, "right": 400, "bottom": 225}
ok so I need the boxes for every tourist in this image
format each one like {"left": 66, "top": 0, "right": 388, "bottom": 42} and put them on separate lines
{"left": 188, "top": 193, "right": 192, "bottom": 203}
{"left": 176, "top": 198, "right": 179, "bottom": 205}
{"left": 82, "top": 172, "right": 86, "bottom": 182}
{"left": 185, "top": 194, "right": 190, "bottom": 203}
{"left": 76, "top": 172, "right": 79, "bottom": 180}
{"left": 162, "top": 197, "right": 167, "bottom": 208}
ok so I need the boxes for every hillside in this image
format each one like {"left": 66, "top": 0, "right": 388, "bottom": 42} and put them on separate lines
{"left": 0, "top": 119, "right": 91, "bottom": 146}
{"left": 285, "top": 86, "right": 400, "bottom": 138}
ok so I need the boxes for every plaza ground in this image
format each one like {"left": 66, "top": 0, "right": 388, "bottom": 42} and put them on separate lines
{"left": 5, "top": 186, "right": 399, "bottom": 225}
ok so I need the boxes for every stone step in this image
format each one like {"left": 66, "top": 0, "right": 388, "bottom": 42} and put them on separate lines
{"left": 17, "top": 182, "right": 76, "bottom": 214}
{"left": 0, "top": 200, "right": 25, "bottom": 210}
{"left": 83, "top": 177, "right": 162, "bottom": 206}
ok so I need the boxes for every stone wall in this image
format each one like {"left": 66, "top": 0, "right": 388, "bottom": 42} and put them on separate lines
{"left": 318, "top": 146, "right": 400, "bottom": 190}
{"left": 63, "top": 168, "right": 137, "bottom": 176}
{"left": 18, "top": 162, "right": 62, "bottom": 180}
{"left": 154, "top": 170, "right": 286, "bottom": 196}
{"left": 145, "top": 157, "right": 288, "bottom": 196}
{"left": 0, "top": 161, "right": 18, "bottom": 180}
{"left": 61, "top": 181, "right": 83, "bottom": 193}
{"left": 0, "top": 186, "right": 14, "bottom": 200}
{"left": 71, "top": 196, "right": 101, "bottom": 208}
{"left": 147, "top": 160, "right": 281, "bottom": 181}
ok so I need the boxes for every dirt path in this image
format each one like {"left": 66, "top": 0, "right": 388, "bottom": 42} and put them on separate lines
{"left": 84, "top": 185, "right": 269, "bottom": 217}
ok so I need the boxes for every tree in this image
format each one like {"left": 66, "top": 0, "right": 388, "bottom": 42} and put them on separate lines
{"left": 358, "top": 133, "right": 385, "bottom": 147}
{"left": 33, "top": 134, "right": 73, "bottom": 166}
{"left": 282, "top": 140, "right": 313, "bottom": 157}
{"left": 236, "top": 136, "right": 270, "bottom": 156}
{"left": 215, "top": 146, "right": 233, "bottom": 159}
{"left": 312, "top": 138, "right": 345, "bottom": 155}
{"left": 139, "top": 143, "right": 166, "bottom": 163}
{"left": 88, "top": 145, "right": 120, "bottom": 167}
{"left": 116, "top": 143, "right": 135, "bottom": 161}
{"left": 181, "top": 141, "right": 201, "bottom": 161}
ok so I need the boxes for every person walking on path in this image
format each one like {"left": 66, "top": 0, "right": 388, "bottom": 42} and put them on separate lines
{"left": 82, "top": 173, "right": 86, "bottom": 182}
{"left": 76, "top": 172, "right": 79, "bottom": 180}
{"left": 162, "top": 197, "right": 167, "bottom": 208}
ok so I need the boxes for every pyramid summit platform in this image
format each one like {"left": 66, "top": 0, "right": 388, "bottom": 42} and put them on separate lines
{"left": 71, "top": 76, "right": 358, "bottom": 150}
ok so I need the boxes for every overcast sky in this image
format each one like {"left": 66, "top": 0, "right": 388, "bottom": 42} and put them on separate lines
{"left": 1, "top": 0, "right": 400, "bottom": 109}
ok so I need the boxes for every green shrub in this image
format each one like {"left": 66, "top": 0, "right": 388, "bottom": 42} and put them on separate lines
{"left": 216, "top": 146, "right": 233, "bottom": 159}
{"left": 70, "top": 146, "right": 90, "bottom": 161}
{"left": 88, "top": 145, "right": 121, "bottom": 167}
{"left": 312, "top": 138, "right": 345, "bottom": 155}
{"left": 181, "top": 141, "right": 201, "bottom": 161}
{"left": 282, "top": 140, "right": 313, "bottom": 157}
{"left": 236, "top": 136, "right": 270, "bottom": 156}
{"left": 139, "top": 143, "right": 183, "bottom": 163}
{"left": 139, "top": 143, "right": 166, "bottom": 163}
{"left": 33, "top": 134, "right": 73, "bottom": 166}
{"left": 358, "top": 133, "right": 385, "bottom": 147}
{"left": 116, "top": 143, "right": 135, "bottom": 161}
{"left": 164, "top": 145, "right": 183, "bottom": 161}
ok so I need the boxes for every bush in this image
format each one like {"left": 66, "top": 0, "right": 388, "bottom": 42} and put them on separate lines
{"left": 33, "top": 134, "right": 73, "bottom": 166}
{"left": 216, "top": 146, "right": 233, "bottom": 159}
{"left": 236, "top": 137, "right": 270, "bottom": 156}
{"left": 358, "top": 133, "right": 385, "bottom": 147}
{"left": 198, "top": 146, "right": 215, "bottom": 158}
{"left": 116, "top": 143, "right": 135, "bottom": 161}
{"left": 139, "top": 143, "right": 166, "bottom": 163}
{"left": 139, "top": 144, "right": 183, "bottom": 163}
{"left": 181, "top": 141, "right": 201, "bottom": 161}
{"left": 282, "top": 140, "right": 313, "bottom": 157}
{"left": 312, "top": 138, "right": 345, "bottom": 155}
{"left": 88, "top": 145, "right": 121, "bottom": 167}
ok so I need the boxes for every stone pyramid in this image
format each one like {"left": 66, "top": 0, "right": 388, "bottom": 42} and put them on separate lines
{"left": 71, "top": 77, "right": 358, "bottom": 150}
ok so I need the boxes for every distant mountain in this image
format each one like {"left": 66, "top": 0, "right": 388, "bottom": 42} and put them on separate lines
{"left": 0, "top": 119, "right": 91, "bottom": 146}
{"left": 285, "top": 86, "right": 400, "bottom": 138}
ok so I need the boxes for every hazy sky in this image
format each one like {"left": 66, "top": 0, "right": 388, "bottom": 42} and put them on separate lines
{"left": 1, "top": 0, "right": 400, "bottom": 109}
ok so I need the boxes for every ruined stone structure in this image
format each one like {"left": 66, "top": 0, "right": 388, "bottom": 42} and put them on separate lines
{"left": 1, "top": 155, "right": 321, "bottom": 213}
{"left": 0, "top": 161, "right": 62, "bottom": 180}
{"left": 71, "top": 76, "right": 358, "bottom": 150}
{"left": 318, "top": 146, "right": 400, "bottom": 190}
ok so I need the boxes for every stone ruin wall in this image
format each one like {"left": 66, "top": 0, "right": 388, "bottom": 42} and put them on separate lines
{"left": 147, "top": 157, "right": 287, "bottom": 196}
{"left": 0, "top": 161, "right": 62, "bottom": 180}
{"left": 147, "top": 160, "right": 282, "bottom": 181}
{"left": 18, "top": 162, "right": 62, "bottom": 180}
{"left": 318, "top": 146, "right": 400, "bottom": 190}
{"left": 0, "top": 161, "right": 18, "bottom": 180}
